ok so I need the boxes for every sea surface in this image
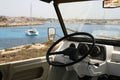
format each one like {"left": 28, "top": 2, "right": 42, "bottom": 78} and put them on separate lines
{"left": 0, "top": 22, "right": 120, "bottom": 50}
{"left": 0, "top": 22, "right": 63, "bottom": 50}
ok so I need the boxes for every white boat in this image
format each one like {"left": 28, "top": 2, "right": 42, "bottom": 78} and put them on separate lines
{"left": 26, "top": 28, "right": 39, "bottom": 36}
{"left": 26, "top": 2, "right": 39, "bottom": 36}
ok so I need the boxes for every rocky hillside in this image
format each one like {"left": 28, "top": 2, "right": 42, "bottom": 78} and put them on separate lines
{"left": 0, "top": 16, "right": 48, "bottom": 27}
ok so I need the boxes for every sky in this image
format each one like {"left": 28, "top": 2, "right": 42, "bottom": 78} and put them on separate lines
{"left": 0, "top": 0, "right": 56, "bottom": 18}
{"left": 59, "top": 1, "right": 120, "bottom": 19}
{"left": 0, "top": 0, "right": 120, "bottom": 19}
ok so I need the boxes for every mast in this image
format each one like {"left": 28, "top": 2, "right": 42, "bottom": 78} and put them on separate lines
{"left": 30, "top": 1, "right": 33, "bottom": 27}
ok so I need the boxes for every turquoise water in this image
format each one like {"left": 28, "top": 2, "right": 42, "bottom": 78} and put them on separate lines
{"left": 0, "top": 22, "right": 63, "bottom": 49}
{"left": 0, "top": 22, "right": 120, "bottom": 50}
{"left": 0, "top": 22, "right": 62, "bottom": 38}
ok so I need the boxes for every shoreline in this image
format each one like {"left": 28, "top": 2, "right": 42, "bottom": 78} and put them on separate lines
{"left": 1, "top": 21, "right": 120, "bottom": 27}
{"left": 0, "top": 16, "right": 48, "bottom": 27}
{"left": 0, "top": 22, "right": 44, "bottom": 27}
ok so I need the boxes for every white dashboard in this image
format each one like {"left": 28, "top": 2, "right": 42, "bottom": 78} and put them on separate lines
{"left": 54, "top": 40, "right": 120, "bottom": 77}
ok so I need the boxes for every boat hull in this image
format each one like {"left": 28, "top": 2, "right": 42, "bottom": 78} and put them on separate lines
{"left": 26, "top": 29, "right": 39, "bottom": 36}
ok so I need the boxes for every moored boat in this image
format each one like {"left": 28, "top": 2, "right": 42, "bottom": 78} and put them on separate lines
{"left": 26, "top": 28, "right": 39, "bottom": 36}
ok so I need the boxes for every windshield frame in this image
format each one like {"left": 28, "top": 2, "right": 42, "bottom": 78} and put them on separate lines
{"left": 53, "top": 2, "right": 68, "bottom": 36}
{"left": 52, "top": 0, "right": 120, "bottom": 46}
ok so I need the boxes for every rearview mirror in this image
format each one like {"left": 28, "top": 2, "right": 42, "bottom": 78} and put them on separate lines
{"left": 103, "top": 0, "right": 120, "bottom": 8}
{"left": 48, "top": 27, "right": 56, "bottom": 41}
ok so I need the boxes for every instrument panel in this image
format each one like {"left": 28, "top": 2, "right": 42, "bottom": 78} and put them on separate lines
{"left": 77, "top": 43, "right": 106, "bottom": 61}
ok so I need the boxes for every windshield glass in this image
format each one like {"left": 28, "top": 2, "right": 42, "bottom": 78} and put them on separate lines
{"left": 59, "top": 0, "right": 120, "bottom": 40}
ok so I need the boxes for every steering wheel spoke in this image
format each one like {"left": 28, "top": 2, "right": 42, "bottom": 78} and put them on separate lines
{"left": 49, "top": 51, "right": 63, "bottom": 55}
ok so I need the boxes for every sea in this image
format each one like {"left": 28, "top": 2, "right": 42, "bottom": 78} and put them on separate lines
{"left": 0, "top": 22, "right": 120, "bottom": 50}
{"left": 0, "top": 22, "right": 63, "bottom": 50}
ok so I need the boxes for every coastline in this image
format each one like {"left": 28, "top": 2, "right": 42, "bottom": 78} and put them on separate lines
{"left": 0, "top": 16, "right": 48, "bottom": 27}
{"left": 1, "top": 16, "right": 120, "bottom": 27}
{"left": 0, "top": 21, "right": 44, "bottom": 27}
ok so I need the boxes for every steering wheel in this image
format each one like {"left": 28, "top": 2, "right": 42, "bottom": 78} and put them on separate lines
{"left": 46, "top": 32, "right": 95, "bottom": 67}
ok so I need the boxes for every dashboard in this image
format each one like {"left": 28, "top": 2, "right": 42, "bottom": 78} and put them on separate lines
{"left": 77, "top": 42, "right": 106, "bottom": 61}
{"left": 55, "top": 41, "right": 120, "bottom": 77}
{"left": 60, "top": 41, "right": 107, "bottom": 62}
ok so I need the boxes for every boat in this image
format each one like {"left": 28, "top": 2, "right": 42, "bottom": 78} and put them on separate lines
{"left": 26, "top": 28, "right": 39, "bottom": 36}
{"left": 26, "top": 2, "right": 39, "bottom": 36}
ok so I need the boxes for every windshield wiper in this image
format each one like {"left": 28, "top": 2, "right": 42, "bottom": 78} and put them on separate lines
{"left": 66, "top": 28, "right": 78, "bottom": 33}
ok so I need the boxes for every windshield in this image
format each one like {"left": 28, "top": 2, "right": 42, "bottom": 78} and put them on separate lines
{"left": 58, "top": 0, "right": 120, "bottom": 40}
